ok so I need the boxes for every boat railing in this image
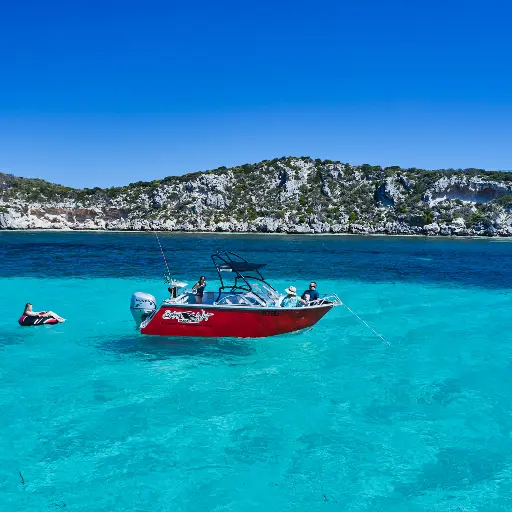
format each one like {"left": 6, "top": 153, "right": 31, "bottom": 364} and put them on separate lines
{"left": 307, "top": 293, "right": 342, "bottom": 307}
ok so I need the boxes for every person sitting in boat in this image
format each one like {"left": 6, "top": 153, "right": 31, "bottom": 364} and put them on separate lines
{"left": 192, "top": 276, "right": 207, "bottom": 304}
{"left": 23, "top": 303, "right": 65, "bottom": 322}
{"left": 301, "top": 282, "right": 320, "bottom": 304}
{"left": 281, "top": 286, "right": 306, "bottom": 307}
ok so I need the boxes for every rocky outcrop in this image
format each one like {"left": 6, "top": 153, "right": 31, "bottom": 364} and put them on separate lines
{"left": 1, "top": 158, "right": 512, "bottom": 236}
{"left": 424, "top": 176, "right": 512, "bottom": 204}
{"left": 375, "top": 177, "right": 406, "bottom": 206}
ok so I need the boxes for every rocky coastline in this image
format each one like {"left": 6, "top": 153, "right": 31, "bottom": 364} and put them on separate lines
{"left": 1, "top": 157, "right": 512, "bottom": 237}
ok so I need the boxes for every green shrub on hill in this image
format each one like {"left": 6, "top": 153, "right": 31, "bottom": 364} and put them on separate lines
{"left": 2, "top": 159, "right": 512, "bottom": 233}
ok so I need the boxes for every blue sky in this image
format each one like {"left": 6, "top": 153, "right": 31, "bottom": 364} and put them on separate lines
{"left": 0, "top": 0, "right": 511, "bottom": 187}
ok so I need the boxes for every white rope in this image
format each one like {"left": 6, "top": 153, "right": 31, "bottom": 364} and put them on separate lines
{"left": 342, "top": 303, "right": 390, "bottom": 345}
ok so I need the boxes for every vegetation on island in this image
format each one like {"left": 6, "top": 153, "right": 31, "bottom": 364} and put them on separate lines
{"left": 1, "top": 157, "right": 512, "bottom": 235}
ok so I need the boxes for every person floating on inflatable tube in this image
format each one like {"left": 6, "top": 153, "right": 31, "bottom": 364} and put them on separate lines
{"left": 18, "top": 303, "right": 65, "bottom": 326}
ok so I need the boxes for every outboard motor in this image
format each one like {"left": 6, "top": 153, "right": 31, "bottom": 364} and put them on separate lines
{"left": 130, "top": 292, "right": 157, "bottom": 328}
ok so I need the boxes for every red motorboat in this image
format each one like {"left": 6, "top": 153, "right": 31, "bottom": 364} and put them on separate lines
{"left": 130, "top": 251, "right": 341, "bottom": 338}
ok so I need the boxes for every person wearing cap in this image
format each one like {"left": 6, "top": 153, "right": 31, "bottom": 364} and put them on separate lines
{"left": 301, "top": 281, "right": 319, "bottom": 304}
{"left": 280, "top": 286, "right": 305, "bottom": 307}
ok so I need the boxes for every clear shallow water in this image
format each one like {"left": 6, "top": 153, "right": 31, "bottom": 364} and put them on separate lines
{"left": 1, "top": 232, "right": 512, "bottom": 511}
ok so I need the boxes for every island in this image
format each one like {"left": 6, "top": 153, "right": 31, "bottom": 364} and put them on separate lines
{"left": 1, "top": 157, "right": 512, "bottom": 236}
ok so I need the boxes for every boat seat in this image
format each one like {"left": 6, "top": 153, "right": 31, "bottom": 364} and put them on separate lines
{"left": 202, "top": 291, "right": 215, "bottom": 305}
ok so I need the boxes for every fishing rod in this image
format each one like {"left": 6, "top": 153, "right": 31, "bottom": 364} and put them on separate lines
{"left": 154, "top": 232, "right": 172, "bottom": 282}
{"left": 341, "top": 302, "right": 390, "bottom": 345}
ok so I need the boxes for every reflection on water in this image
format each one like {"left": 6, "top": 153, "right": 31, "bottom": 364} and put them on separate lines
{"left": 97, "top": 333, "right": 258, "bottom": 361}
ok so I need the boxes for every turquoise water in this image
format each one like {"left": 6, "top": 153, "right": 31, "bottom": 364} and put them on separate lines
{"left": 1, "top": 232, "right": 512, "bottom": 511}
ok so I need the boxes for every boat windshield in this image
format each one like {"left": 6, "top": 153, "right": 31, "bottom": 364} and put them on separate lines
{"left": 250, "top": 282, "right": 282, "bottom": 306}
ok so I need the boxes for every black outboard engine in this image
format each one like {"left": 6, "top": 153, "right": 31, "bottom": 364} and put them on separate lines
{"left": 130, "top": 292, "right": 157, "bottom": 328}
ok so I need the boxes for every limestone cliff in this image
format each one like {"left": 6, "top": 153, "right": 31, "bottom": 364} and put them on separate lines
{"left": 1, "top": 157, "right": 512, "bottom": 236}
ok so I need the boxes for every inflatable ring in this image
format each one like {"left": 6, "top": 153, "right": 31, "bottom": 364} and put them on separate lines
{"left": 18, "top": 315, "right": 59, "bottom": 326}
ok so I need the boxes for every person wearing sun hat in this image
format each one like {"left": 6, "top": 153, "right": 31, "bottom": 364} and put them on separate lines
{"left": 280, "top": 286, "right": 305, "bottom": 307}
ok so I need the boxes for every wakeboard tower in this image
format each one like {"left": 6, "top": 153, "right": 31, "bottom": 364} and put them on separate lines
{"left": 130, "top": 250, "right": 341, "bottom": 338}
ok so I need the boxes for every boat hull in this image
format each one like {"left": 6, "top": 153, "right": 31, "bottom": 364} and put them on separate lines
{"left": 140, "top": 303, "right": 333, "bottom": 338}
